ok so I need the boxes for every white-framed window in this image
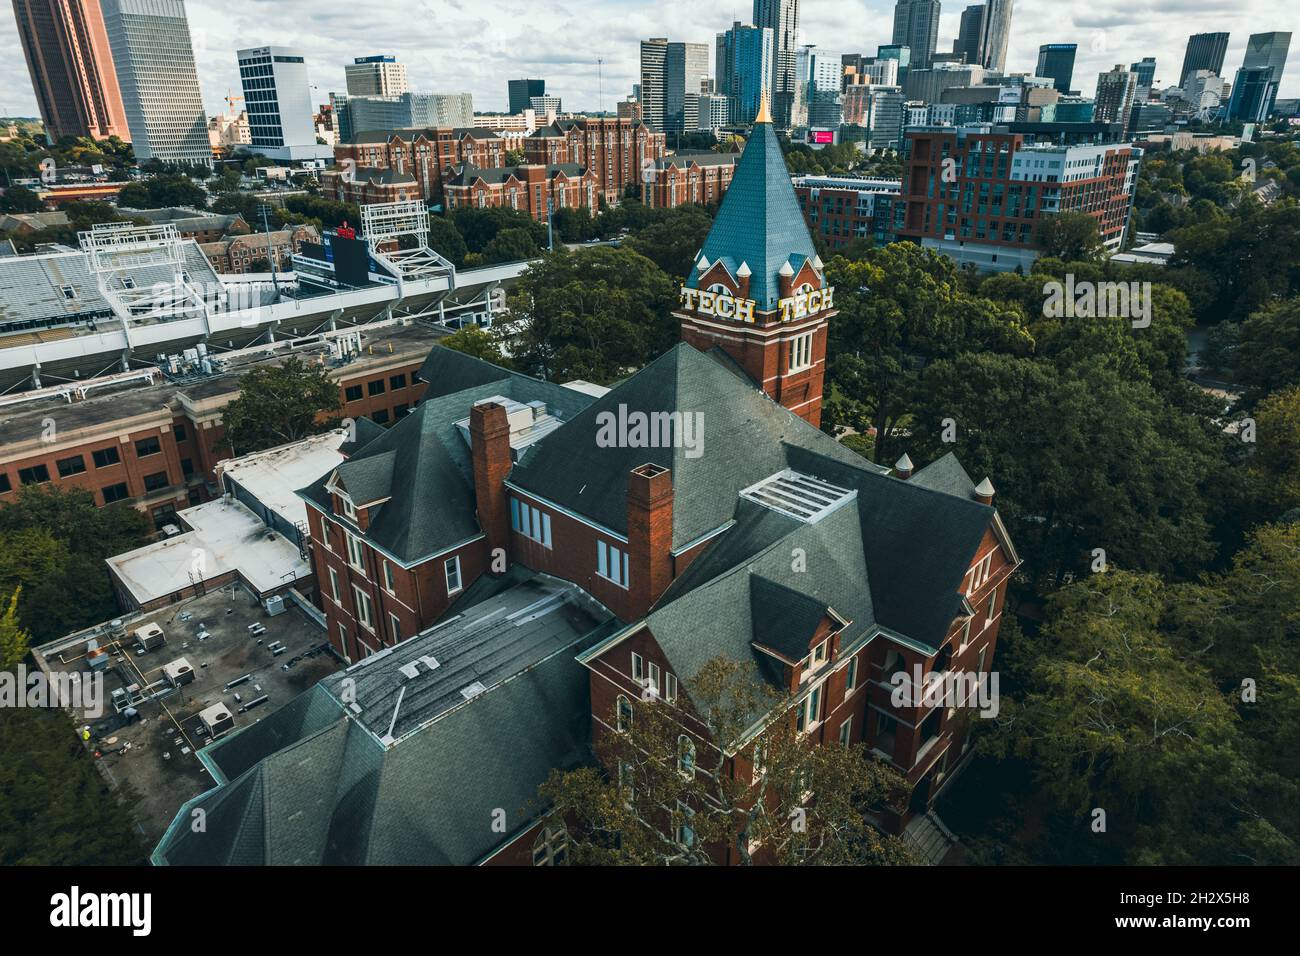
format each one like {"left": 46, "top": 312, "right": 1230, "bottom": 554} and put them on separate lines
{"left": 328, "top": 567, "right": 341, "bottom": 604}
{"left": 616, "top": 695, "right": 632, "bottom": 733}
{"left": 631, "top": 652, "right": 644, "bottom": 683}
{"left": 532, "top": 823, "right": 569, "bottom": 866}
{"left": 812, "top": 640, "right": 828, "bottom": 665}
{"left": 977, "top": 646, "right": 988, "bottom": 674}
{"left": 339, "top": 493, "right": 357, "bottom": 520}
{"left": 389, "top": 612, "right": 401, "bottom": 644}
{"left": 321, "top": 522, "right": 334, "bottom": 552}
{"left": 751, "top": 739, "right": 766, "bottom": 783}
{"left": 510, "top": 497, "right": 552, "bottom": 548}
{"left": 352, "top": 585, "right": 374, "bottom": 631}
{"left": 845, "top": 653, "right": 858, "bottom": 692}
{"left": 345, "top": 532, "right": 366, "bottom": 573}
{"left": 796, "top": 682, "right": 823, "bottom": 734}
{"left": 839, "top": 716, "right": 853, "bottom": 746}
{"left": 966, "top": 551, "right": 994, "bottom": 595}
{"left": 597, "top": 540, "right": 629, "bottom": 588}
{"left": 664, "top": 672, "right": 678, "bottom": 704}
{"left": 647, "top": 661, "right": 661, "bottom": 698}
{"left": 789, "top": 331, "right": 814, "bottom": 372}
{"left": 445, "top": 555, "right": 462, "bottom": 594}
{"left": 985, "top": 587, "right": 997, "bottom": 626}
{"left": 383, "top": 560, "right": 395, "bottom": 593}
{"left": 677, "top": 735, "right": 696, "bottom": 778}
{"left": 960, "top": 617, "right": 972, "bottom": 649}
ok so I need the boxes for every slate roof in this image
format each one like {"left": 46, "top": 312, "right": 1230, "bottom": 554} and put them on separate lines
{"left": 299, "top": 346, "right": 594, "bottom": 564}
{"left": 445, "top": 162, "right": 588, "bottom": 187}
{"left": 339, "top": 416, "right": 386, "bottom": 457}
{"left": 686, "top": 118, "right": 818, "bottom": 311}
{"left": 154, "top": 574, "right": 611, "bottom": 866}
{"left": 508, "top": 342, "right": 877, "bottom": 552}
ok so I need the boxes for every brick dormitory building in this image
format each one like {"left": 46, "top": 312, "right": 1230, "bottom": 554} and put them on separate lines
{"left": 153, "top": 102, "right": 1019, "bottom": 867}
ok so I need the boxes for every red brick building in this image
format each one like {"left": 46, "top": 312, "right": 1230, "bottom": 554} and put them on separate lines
{"left": 324, "top": 127, "right": 509, "bottom": 206}
{"left": 442, "top": 162, "right": 599, "bottom": 221}
{"left": 155, "top": 106, "right": 1019, "bottom": 866}
{"left": 900, "top": 124, "right": 1142, "bottom": 272}
{"left": 644, "top": 150, "right": 740, "bottom": 208}
{"left": 201, "top": 224, "right": 319, "bottom": 274}
{"left": 792, "top": 175, "right": 906, "bottom": 249}
{"left": 524, "top": 116, "right": 666, "bottom": 204}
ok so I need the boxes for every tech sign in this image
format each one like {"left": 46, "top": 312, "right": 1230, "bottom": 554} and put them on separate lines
{"left": 679, "top": 285, "right": 835, "bottom": 324}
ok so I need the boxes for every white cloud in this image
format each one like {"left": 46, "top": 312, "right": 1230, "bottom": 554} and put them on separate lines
{"left": 1, "top": 1, "right": 1294, "bottom": 123}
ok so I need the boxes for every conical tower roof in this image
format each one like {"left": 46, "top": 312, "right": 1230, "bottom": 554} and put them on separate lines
{"left": 686, "top": 112, "right": 818, "bottom": 312}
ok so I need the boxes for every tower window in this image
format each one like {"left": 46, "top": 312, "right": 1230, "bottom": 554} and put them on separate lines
{"left": 789, "top": 332, "right": 814, "bottom": 373}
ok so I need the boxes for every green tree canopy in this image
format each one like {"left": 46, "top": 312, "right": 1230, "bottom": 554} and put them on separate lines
{"left": 221, "top": 356, "right": 342, "bottom": 454}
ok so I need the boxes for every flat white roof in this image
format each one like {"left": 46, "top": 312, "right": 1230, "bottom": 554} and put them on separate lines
{"left": 107, "top": 498, "right": 310, "bottom": 605}
{"left": 218, "top": 429, "right": 349, "bottom": 527}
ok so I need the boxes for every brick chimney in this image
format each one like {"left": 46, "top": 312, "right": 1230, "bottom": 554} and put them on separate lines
{"left": 974, "top": 477, "right": 996, "bottom": 506}
{"left": 470, "top": 401, "right": 512, "bottom": 563}
{"left": 894, "top": 453, "right": 914, "bottom": 480}
{"left": 626, "top": 463, "right": 674, "bottom": 619}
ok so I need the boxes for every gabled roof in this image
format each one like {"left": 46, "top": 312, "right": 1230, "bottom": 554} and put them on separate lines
{"left": 686, "top": 118, "right": 818, "bottom": 311}
{"left": 508, "top": 342, "right": 876, "bottom": 551}
{"left": 750, "top": 576, "right": 833, "bottom": 662}
{"left": 339, "top": 416, "right": 386, "bottom": 458}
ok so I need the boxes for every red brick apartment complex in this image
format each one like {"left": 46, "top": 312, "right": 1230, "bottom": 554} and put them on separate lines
{"left": 524, "top": 116, "right": 666, "bottom": 204}
{"left": 0, "top": 324, "right": 439, "bottom": 528}
{"left": 644, "top": 150, "right": 740, "bottom": 208}
{"left": 900, "top": 124, "right": 1142, "bottom": 272}
{"left": 324, "top": 127, "right": 509, "bottom": 206}
{"left": 155, "top": 108, "right": 1019, "bottom": 867}
{"left": 443, "top": 163, "right": 600, "bottom": 220}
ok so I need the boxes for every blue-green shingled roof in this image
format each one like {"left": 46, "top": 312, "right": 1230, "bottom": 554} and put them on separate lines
{"left": 686, "top": 119, "right": 818, "bottom": 312}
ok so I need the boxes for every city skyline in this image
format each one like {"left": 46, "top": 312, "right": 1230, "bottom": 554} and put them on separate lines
{"left": 1, "top": 0, "right": 1297, "bottom": 126}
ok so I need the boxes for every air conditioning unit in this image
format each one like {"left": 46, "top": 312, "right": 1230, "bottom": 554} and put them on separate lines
{"left": 162, "top": 657, "right": 195, "bottom": 688}
{"left": 133, "top": 622, "right": 166, "bottom": 652}
{"left": 199, "top": 703, "right": 235, "bottom": 739}
{"left": 265, "top": 594, "right": 286, "bottom": 617}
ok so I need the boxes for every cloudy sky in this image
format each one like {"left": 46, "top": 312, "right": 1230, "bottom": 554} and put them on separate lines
{"left": 1, "top": 0, "right": 1295, "bottom": 120}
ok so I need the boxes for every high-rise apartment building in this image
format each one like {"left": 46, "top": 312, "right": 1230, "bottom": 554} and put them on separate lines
{"left": 753, "top": 0, "right": 800, "bottom": 127}
{"left": 1094, "top": 64, "right": 1137, "bottom": 135}
{"left": 1179, "top": 33, "right": 1229, "bottom": 86}
{"left": 794, "top": 45, "right": 843, "bottom": 129}
{"left": 237, "top": 46, "right": 332, "bottom": 161}
{"left": 716, "top": 22, "right": 774, "bottom": 126}
{"left": 508, "top": 78, "right": 546, "bottom": 114}
{"left": 892, "top": 0, "right": 940, "bottom": 68}
{"left": 1036, "top": 43, "right": 1077, "bottom": 92}
{"left": 12, "top": 0, "right": 130, "bottom": 142}
{"left": 345, "top": 56, "right": 408, "bottom": 97}
{"left": 99, "top": 0, "right": 209, "bottom": 165}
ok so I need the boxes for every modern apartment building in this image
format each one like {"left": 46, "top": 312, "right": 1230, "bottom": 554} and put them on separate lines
{"left": 793, "top": 175, "right": 905, "bottom": 248}
{"left": 98, "top": 0, "right": 209, "bottom": 165}
{"left": 900, "top": 124, "right": 1142, "bottom": 271}
{"left": 12, "top": 0, "right": 130, "bottom": 142}
{"left": 794, "top": 45, "right": 843, "bottom": 129}
{"left": 1093, "top": 64, "right": 1138, "bottom": 136}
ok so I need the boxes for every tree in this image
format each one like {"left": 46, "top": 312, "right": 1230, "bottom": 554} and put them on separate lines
{"left": 1233, "top": 299, "right": 1300, "bottom": 402}
{"left": 0, "top": 487, "right": 151, "bottom": 644}
{"left": 221, "top": 357, "right": 341, "bottom": 454}
{"left": 116, "top": 174, "right": 206, "bottom": 210}
{"left": 0, "top": 185, "right": 42, "bottom": 213}
{"left": 497, "top": 246, "right": 678, "bottom": 384}
{"left": 1251, "top": 385, "right": 1300, "bottom": 511}
{"left": 1036, "top": 212, "right": 1104, "bottom": 262}
{"left": 439, "top": 325, "right": 510, "bottom": 366}
{"left": 427, "top": 214, "right": 467, "bottom": 267}
{"left": 624, "top": 205, "right": 714, "bottom": 280}
{"left": 0, "top": 588, "right": 28, "bottom": 670}
{"left": 538, "top": 657, "right": 919, "bottom": 865}
{"left": 481, "top": 226, "right": 541, "bottom": 264}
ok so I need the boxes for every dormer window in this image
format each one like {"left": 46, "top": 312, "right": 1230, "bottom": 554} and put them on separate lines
{"left": 339, "top": 494, "right": 357, "bottom": 520}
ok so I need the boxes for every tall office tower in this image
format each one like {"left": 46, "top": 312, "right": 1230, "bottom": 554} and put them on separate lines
{"left": 345, "top": 55, "right": 408, "bottom": 97}
{"left": 716, "top": 22, "right": 774, "bottom": 125}
{"left": 892, "top": 0, "right": 940, "bottom": 68}
{"left": 976, "top": 0, "right": 1012, "bottom": 72}
{"left": 1130, "top": 57, "right": 1157, "bottom": 91}
{"left": 665, "top": 41, "right": 710, "bottom": 133}
{"left": 753, "top": 0, "right": 800, "bottom": 127}
{"left": 952, "top": 5, "right": 986, "bottom": 65}
{"left": 1036, "top": 43, "right": 1077, "bottom": 92}
{"left": 507, "top": 78, "right": 546, "bottom": 114}
{"left": 529, "top": 95, "right": 561, "bottom": 116}
{"left": 11, "top": 0, "right": 130, "bottom": 142}
{"left": 1179, "top": 32, "right": 1229, "bottom": 85}
{"left": 238, "top": 46, "right": 328, "bottom": 161}
{"left": 1226, "top": 67, "right": 1279, "bottom": 122}
{"left": 100, "top": 0, "right": 210, "bottom": 165}
{"left": 877, "top": 43, "right": 911, "bottom": 85}
{"left": 1241, "top": 31, "right": 1291, "bottom": 115}
{"left": 794, "top": 45, "right": 843, "bottom": 128}
{"left": 1094, "top": 64, "right": 1137, "bottom": 135}
{"left": 639, "top": 38, "right": 668, "bottom": 131}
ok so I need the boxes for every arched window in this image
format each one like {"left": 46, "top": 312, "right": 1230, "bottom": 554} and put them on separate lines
{"left": 677, "top": 735, "right": 695, "bottom": 778}
{"left": 616, "top": 695, "right": 632, "bottom": 734}
{"left": 532, "top": 823, "right": 569, "bottom": 866}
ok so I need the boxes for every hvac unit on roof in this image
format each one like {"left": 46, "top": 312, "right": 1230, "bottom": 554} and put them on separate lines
{"left": 199, "top": 703, "right": 235, "bottom": 739}
{"left": 133, "top": 622, "right": 166, "bottom": 652}
{"left": 162, "top": 657, "right": 195, "bottom": 688}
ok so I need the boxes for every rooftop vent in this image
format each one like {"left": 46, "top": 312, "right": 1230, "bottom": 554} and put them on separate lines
{"left": 740, "top": 469, "right": 854, "bottom": 523}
